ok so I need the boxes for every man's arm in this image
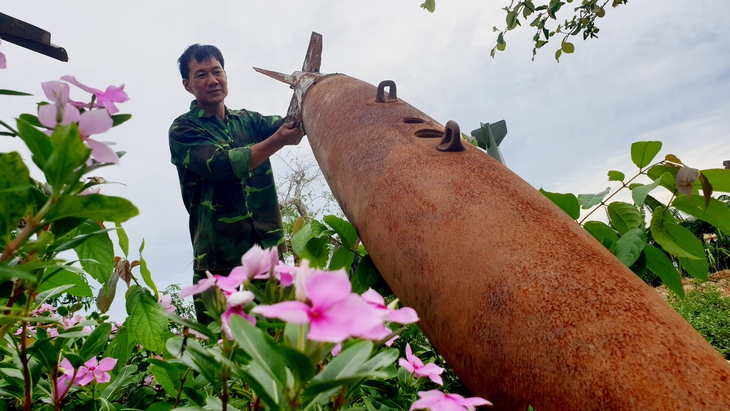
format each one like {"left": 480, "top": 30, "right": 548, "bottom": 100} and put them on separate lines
{"left": 249, "top": 121, "right": 304, "bottom": 170}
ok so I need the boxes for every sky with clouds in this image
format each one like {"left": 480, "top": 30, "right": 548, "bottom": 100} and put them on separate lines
{"left": 1, "top": 0, "right": 728, "bottom": 320}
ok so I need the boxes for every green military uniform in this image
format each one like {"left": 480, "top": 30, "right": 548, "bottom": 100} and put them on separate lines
{"left": 169, "top": 101, "right": 285, "bottom": 274}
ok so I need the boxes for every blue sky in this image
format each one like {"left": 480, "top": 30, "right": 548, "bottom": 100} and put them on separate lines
{"left": 1, "top": 0, "right": 728, "bottom": 320}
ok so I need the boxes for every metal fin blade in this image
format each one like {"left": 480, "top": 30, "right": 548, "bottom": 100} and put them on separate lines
{"left": 301, "top": 32, "right": 322, "bottom": 73}
{"left": 253, "top": 67, "right": 295, "bottom": 86}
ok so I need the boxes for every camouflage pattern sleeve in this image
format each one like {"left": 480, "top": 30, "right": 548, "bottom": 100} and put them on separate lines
{"left": 250, "top": 112, "right": 285, "bottom": 140}
{"left": 169, "top": 117, "right": 252, "bottom": 181}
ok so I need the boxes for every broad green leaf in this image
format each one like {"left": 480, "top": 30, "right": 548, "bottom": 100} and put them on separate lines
{"left": 361, "top": 348, "right": 399, "bottom": 372}
{"left": 115, "top": 222, "right": 130, "bottom": 257}
{"left": 644, "top": 245, "right": 684, "bottom": 297}
{"left": 230, "top": 315, "right": 287, "bottom": 387}
{"left": 50, "top": 226, "right": 117, "bottom": 253}
{"left": 301, "top": 237, "right": 330, "bottom": 269}
{"left": 79, "top": 323, "right": 112, "bottom": 361}
{"left": 45, "top": 194, "right": 139, "bottom": 223}
{"left": 630, "top": 141, "right": 662, "bottom": 169}
{"left": 311, "top": 220, "right": 334, "bottom": 238}
{"left": 672, "top": 196, "right": 730, "bottom": 236}
{"left": 138, "top": 239, "right": 158, "bottom": 296}
{"left": 96, "top": 269, "right": 119, "bottom": 314}
{"left": 699, "top": 169, "right": 730, "bottom": 193}
{"left": 73, "top": 220, "right": 114, "bottom": 286}
{"left": 583, "top": 221, "right": 619, "bottom": 248}
{"left": 149, "top": 359, "right": 182, "bottom": 395}
{"left": 679, "top": 256, "right": 709, "bottom": 281}
{"left": 36, "top": 269, "right": 92, "bottom": 297}
{"left": 264, "top": 337, "right": 316, "bottom": 383}
{"left": 43, "top": 124, "right": 90, "bottom": 190}
{"left": 163, "top": 311, "right": 217, "bottom": 341}
{"left": 101, "top": 364, "right": 137, "bottom": 400}
{"left": 125, "top": 386, "right": 158, "bottom": 410}
{"left": 18, "top": 114, "right": 43, "bottom": 128}
{"left": 0, "top": 152, "right": 33, "bottom": 240}
{"left": 629, "top": 251, "right": 647, "bottom": 278}
{"left": 650, "top": 206, "right": 705, "bottom": 260}
{"left": 665, "top": 154, "right": 683, "bottom": 164}
{"left": 165, "top": 337, "right": 221, "bottom": 387}
{"left": 291, "top": 223, "right": 313, "bottom": 255}
{"left": 29, "top": 338, "right": 63, "bottom": 371}
{"left": 607, "top": 170, "right": 625, "bottom": 181}
{"left": 104, "top": 326, "right": 135, "bottom": 373}
{"left": 126, "top": 285, "right": 167, "bottom": 353}
{"left": 35, "top": 284, "right": 76, "bottom": 307}
{"left": 324, "top": 215, "right": 358, "bottom": 250}
{"left": 352, "top": 254, "right": 380, "bottom": 294}
{"left": 630, "top": 174, "right": 664, "bottom": 207}
{"left": 577, "top": 187, "right": 610, "bottom": 210}
{"left": 329, "top": 247, "right": 355, "bottom": 271}
{"left": 111, "top": 113, "right": 132, "bottom": 127}
{"left": 647, "top": 165, "right": 678, "bottom": 191}
{"left": 607, "top": 202, "right": 643, "bottom": 235}
{"left": 303, "top": 341, "right": 373, "bottom": 403}
{"left": 16, "top": 118, "right": 52, "bottom": 169}
{"left": 420, "top": 0, "right": 435, "bottom": 13}
{"left": 614, "top": 229, "right": 646, "bottom": 267}
{"left": 561, "top": 41, "right": 575, "bottom": 53}
{"left": 539, "top": 188, "right": 580, "bottom": 220}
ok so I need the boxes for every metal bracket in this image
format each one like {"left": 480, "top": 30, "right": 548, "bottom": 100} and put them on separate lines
{"left": 376, "top": 80, "right": 397, "bottom": 103}
{"left": 0, "top": 12, "right": 68, "bottom": 62}
{"left": 437, "top": 121, "right": 465, "bottom": 152}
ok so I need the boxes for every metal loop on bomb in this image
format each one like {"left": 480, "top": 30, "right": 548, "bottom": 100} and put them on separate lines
{"left": 437, "top": 120, "right": 465, "bottom": 152}
{"left": 376, "top": 80, "right": 397, "bottom": 103}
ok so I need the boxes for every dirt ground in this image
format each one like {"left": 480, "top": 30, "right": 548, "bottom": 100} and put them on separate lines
{"left": 655, "top": 269, "right": 730, "bottom": 300}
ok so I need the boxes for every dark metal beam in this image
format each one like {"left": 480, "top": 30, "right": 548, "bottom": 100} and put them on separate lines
{"left": 0, "top": 12, "right": 68, "bottom": 62}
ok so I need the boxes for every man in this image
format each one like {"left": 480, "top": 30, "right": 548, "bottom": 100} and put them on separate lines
{"left": 169, "top": 44, "right": 303, "bottom": 322}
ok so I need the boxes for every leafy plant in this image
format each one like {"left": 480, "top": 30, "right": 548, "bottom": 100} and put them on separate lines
{"left": 668, "top": 283, "right": 730, "bottom": 358}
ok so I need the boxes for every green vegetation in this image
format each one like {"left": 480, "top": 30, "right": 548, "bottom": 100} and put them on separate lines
{"left": 669, "top": 284, "right": 730, "bottom": 359}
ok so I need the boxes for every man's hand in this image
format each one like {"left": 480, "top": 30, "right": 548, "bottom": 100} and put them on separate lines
{"left": 273, "top": 121, "right": 305, "bottom": 146}
{"left": 249, "top": 121, "right": 305, "bottom": 171}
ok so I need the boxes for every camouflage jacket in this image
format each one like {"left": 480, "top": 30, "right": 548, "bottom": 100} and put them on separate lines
{"left": 169, "top": 101, "right": 285, "bottom": 271}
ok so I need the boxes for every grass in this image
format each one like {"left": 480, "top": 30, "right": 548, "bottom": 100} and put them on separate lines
{"left": 668, "top": 284, "right": 730, "bottom": 359}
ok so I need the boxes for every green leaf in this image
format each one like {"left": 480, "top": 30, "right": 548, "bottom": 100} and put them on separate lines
{"left": 324, "top": 215, "right": 358, "bottom": 250}
{"left": 607, "top": 201, "right": 643, "bottom": 235}
{"left": 29, "top": 338, "right": 63, "bottom": 371}
{"left": 35, "top": 284, "right": 76, "bottom": 307}
{"left": 230, "top": 315, "right": 287, "bottom": 387}
{"left": 116, "top": 222, "right": 130, "bottom": 257}
{"left": 45, "top": 194, "right": 139, "bottom": 223}
{"left": 497, "top": 33, "right": 507, "bottom": 51}
{"left": 291, "top": 223, "right": 313, "bottom": 255}
{"left": 607, "top": 170, "right": 625, "bottom": 181}
{"left": 104, "top": 326, "right": 135, "bottom": 373}
{"left": 614, "top": 228, "right": 647, "bottom": 267}
{"left": 555, "top": 48, "right": 562, "bottom": 62}
{"left": 630, "top": 141, "right": 662, "bottom": 169}
{"left": 679, "top": 256, "right": 709, "bottom": 281}
{"left": 96, "top": 270, "right": 119, "bottom": 313}
{"left": 649, "top": 206, "right": 705, "bottom": 260}
{"left": 73, "top": 220, "right": 114, "bottom": 286}
{"left": 163, "top": 310, "right": 217, "bottom": 342}
{"left": 303, "top": 341, "right": 373, "bottom": 403}
{"left": 0, "top": 152, "right": 33, "bottom": 240}
{"left": 352, "top": 254, "right": 380, "bottom": 294}
{"left": 111, "top": 114, "right": 132, "bottom": 127}
{"left": 18, "top": 114, "right": 43, "bottom": 128}
{"left": 301, "top": 237, "right": 330, "bottom": 269}
{"left": 647, "top": 165, "right": 679, "bottom": 191}
{"left": 420, "top": 0, "right": 435, "bottom": 13}
{"left": 672, "top": 196, "right": 730, "bottom": 237}
{"left": 149, "top": 359, "right": 182, "bottom": 395}
{"left": 583, "top": 221, "right": 619, "bottom": 248}
{"left": 329, "top": 247, "right": 355, "bottom": 271}
{"left": 539, "top": 188, "right": 580, "bottom": 219}
{"left": 49, "top": 226, "right": 117, "bottom": 253}
{"left": 0, "top": 89, "right": 33, "bottom": 96}
{"left": 138, "top": 239, "right": 158, "bottom": 296}
{"left": 79, "top": 323, "right": 112, "bottom": 361}
{"left": 43, "top": 124, "right": 90, "bottom": 190}
{"left": 644, "top": 245, "right": 684, "bottom": 297}
{"left": 101, "top": 364, "right": 138, "bottom": 400}
{"left": 126, "top": 285, "right": 167, "bottom": 353}
{"left": 699, "top": 169, "right": 730, "bottom": 193}
{"left": 36, "top": 269, "right": 92, "bottom": 297}
{"left": 577, "top": 187, "right": 610, "bottom": 209}
{"left": 631, "top": 174, "right": 664, "bottom": 207}
{"left": 561, "top": 41, "right": 575, "bottom": 53}
{"left": 265, "top": 338, "right": 316, "bottom": 383}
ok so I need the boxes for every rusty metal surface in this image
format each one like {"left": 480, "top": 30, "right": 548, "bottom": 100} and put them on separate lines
{"left": 0, "top": 12, "right": 68, "bottom": 62}
{"left": 298, "top": 73, "right": 730, "bottom": 410}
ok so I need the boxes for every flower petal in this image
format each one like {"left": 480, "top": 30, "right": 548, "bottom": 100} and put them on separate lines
{"left": 78, "top": 109, "right": 112, "bottom": 136}
{"left": 85, "top": 138, "right": 120, "bottom": 164}
{"left": 306, "top": 270, "right": 351, "bottom": 311}
{"left": 61, "top": 75, "right": 101, "bottom": 95}
{"left": 252, "top": 301, "right": 311, "bottom": 324}
{"left": 98, "top": 357, "right": 117, "bottom": 372}
{"left": 410, "top": 390, "right": 445, "bottom": 411}
{"left": 386, "top": 307, "right": 420, "bottom": 324}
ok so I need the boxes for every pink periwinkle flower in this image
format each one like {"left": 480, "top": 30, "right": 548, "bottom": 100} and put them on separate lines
{"left": 76, "top": 357, "right": 117, "bottom": 385}
{"left": 410, "top": 390, "right": 491, "bottom": 411}
{"left": 159, "top": 293, "right": 176, "bottom": 313}
{"left": 361, "top": 288, "right": 419, "bottom": 324}
{"left": 385, "top": 335, "right": 399, "bottom": 347}
{"left": 399, "top": 344, "right": 445, "bottom": 386}
{"left": 180, "top": 270, "right": 220, "bottom": 298}
{"left": 35, "top": 303, "right": 57, "bottom": 315}
{"left": 253, "top": 269, "right": 383, "bottom": 343}
{"left": 226, "top": 245, "right": 278, "bottom": 285}
{"left": 221, "top": 290, "right": 256, "bottom": 340}
{"left": 273, "top": 261, "right": 295, "bottom": 286}
{"left": 61, "top": 75, "right": 129, "bottom": 114}
{"left": 0, "top": 39, "right": 6, "bottom": 69}
{"left": 53, "top": 375, "right": 72, "bottom": 404}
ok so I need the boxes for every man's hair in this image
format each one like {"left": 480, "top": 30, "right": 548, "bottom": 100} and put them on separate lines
{"left": 178, "top": 44, "right": 225, "bottom": 80}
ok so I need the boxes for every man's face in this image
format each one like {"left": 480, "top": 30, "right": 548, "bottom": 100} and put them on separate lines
{"left": 183, "top": 57, "right": 228, "bottom": 107}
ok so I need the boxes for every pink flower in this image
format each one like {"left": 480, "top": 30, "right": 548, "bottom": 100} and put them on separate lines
{"left": 274, "top": 262, "right": 295, "bottom": 286}
{"left": 361, "top": 289, "right": 419, "bottom": 324}
{"left": 410, "top": 390, "right": 491, "bottom": 411}
{"left": 399, "top": 344, "right": 445, "bottom": 386}
{"left": 38, "top": 103, "right": 118, "bottom": 164}
{"left": 226, "top": 245, "right": 278, "bottom": 286}
{"left": 385, "top": 335, "right": 399, "bottom": 347}
{"left": 47, "top": 327, "right": 59, "bottom": 337}
{"left": 331, "top": 343, "right": 342, "bottom": 357}
{"left": 221, "top": 291, "right": 256, "bottom": 340}
{"left": 180, "top": 270, "right": 219, "bottom": 298}
{"left": 61, "top": 75, "right": 129, "bottom": 114}
{"left": 253, "top": 270, "right": 383, "bottom": 343}
{"left": 36, "top": 303, "right": 57, "bottom": 315}
{"left": 0, "top": 39, "right": 6, "bottom": 69}
{"left": 76, "top": 357, "right": 117, "bottom": 385}
{"left": 53, "top": 375, "right": 72, "bottom": 404}
{"left": 159, "top": 293, "right": 176, "bottom": 313}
